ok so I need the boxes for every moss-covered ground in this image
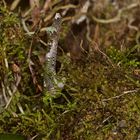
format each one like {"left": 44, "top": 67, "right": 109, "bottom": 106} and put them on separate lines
{"left": 0, "top": 1, "right": 140, "bottom": 140}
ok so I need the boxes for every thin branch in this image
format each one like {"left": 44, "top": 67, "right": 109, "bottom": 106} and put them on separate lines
{"left": 44, "top": 13, "right": 63, "bottom": 94}
{"left": 102, "top": 89, "right": 140, "bottom": 102}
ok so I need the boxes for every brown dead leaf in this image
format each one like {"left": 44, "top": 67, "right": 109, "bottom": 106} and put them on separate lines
{"left": 12, "top": 63, "right": 20, "bottom": 73}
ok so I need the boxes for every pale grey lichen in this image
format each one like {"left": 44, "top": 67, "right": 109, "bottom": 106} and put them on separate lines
{"left": 44, "top": 13, "right": 65, "bottom": 95}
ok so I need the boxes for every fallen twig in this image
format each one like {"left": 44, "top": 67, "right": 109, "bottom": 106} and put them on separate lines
{"left": 44, "top": 13, "right": 64, "bottom": 95}
{"left": 102, "top": 89, "right": 140, "bottom": 102}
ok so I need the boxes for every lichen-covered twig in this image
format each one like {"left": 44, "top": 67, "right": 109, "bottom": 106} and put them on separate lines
{"left": 44, "top": 13, "right": 64, "bottom": 95}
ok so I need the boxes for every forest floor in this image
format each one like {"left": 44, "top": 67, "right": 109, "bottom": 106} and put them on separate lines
{"left": 0, "top": 0, "right": 140, "bottom": 140}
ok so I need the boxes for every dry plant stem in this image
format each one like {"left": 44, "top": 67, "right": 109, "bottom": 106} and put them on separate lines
{"left": 2, "top": 0, "right": 6, "bottom": 8}
{"left": 22, "top": 2, "right": 76, "bottom": 23}
{"left": 30, "top": 134, "right": 39, "bottom": 140}
{"left": 102, "top": 89, "right": 140, "bottom": 102}
{"left": 2, "top": 53, "right": 23, "bottom": 113}
{"left": 5, "top": 96, "right": 24, "bottom": 114}
{"left": 4, "top": 48, "right": 9, "bottom": 69}
{"left": 21, "top": 18, "right": 34, "bottom": 36}
{"left": 95, "top": 115, "right": 113, "bottom": 131}
{"left": 23, "top": 0, "right": 53, "bottom": 18}
{"left": 6, "top": 86, "right": 13, "bottom": 96}
{"left": 1, "top": 82, "right": 8, "bottom": 103}
{"left": 22, "top": 8, "right": 33, "bottom": 18}
{"left": 128, "top": 19, "right": 139, "bottom": 31}
{"left": 39, "top": 39, "right": 48, "bottom": 47}
{"left": 2, "top": 51, "right": 10, "bottom": 104}
{"left": 62, "top": 16, "right": 73, "bottom": 22}
{"left": 10, "top": 0, "right": 21, "bottom": 11}
{"left": 43, "top": 0, "right": 51, "bottom": 12}
{"left": 72, "top": 0, "right": 90, "bottom": 24}
{"left": 92, "top": 10, "right": 121, "bottom": 24}
{"left": 17, "top": 103, "right": 24, "bottom": 114}
{"left": 6, "top": 72, "right": 22, "bottom": 107}
{"left": 30, "top": 0, "right": 40, "bottom": 8}
{"left": 92, "top": 2, "right": 139, "bottom": 24}
{"left": 44, "top": 4, "right": 77, "bottom": 22}
{"left": 5, "top": 75, "right": 21, "bottom": 109}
